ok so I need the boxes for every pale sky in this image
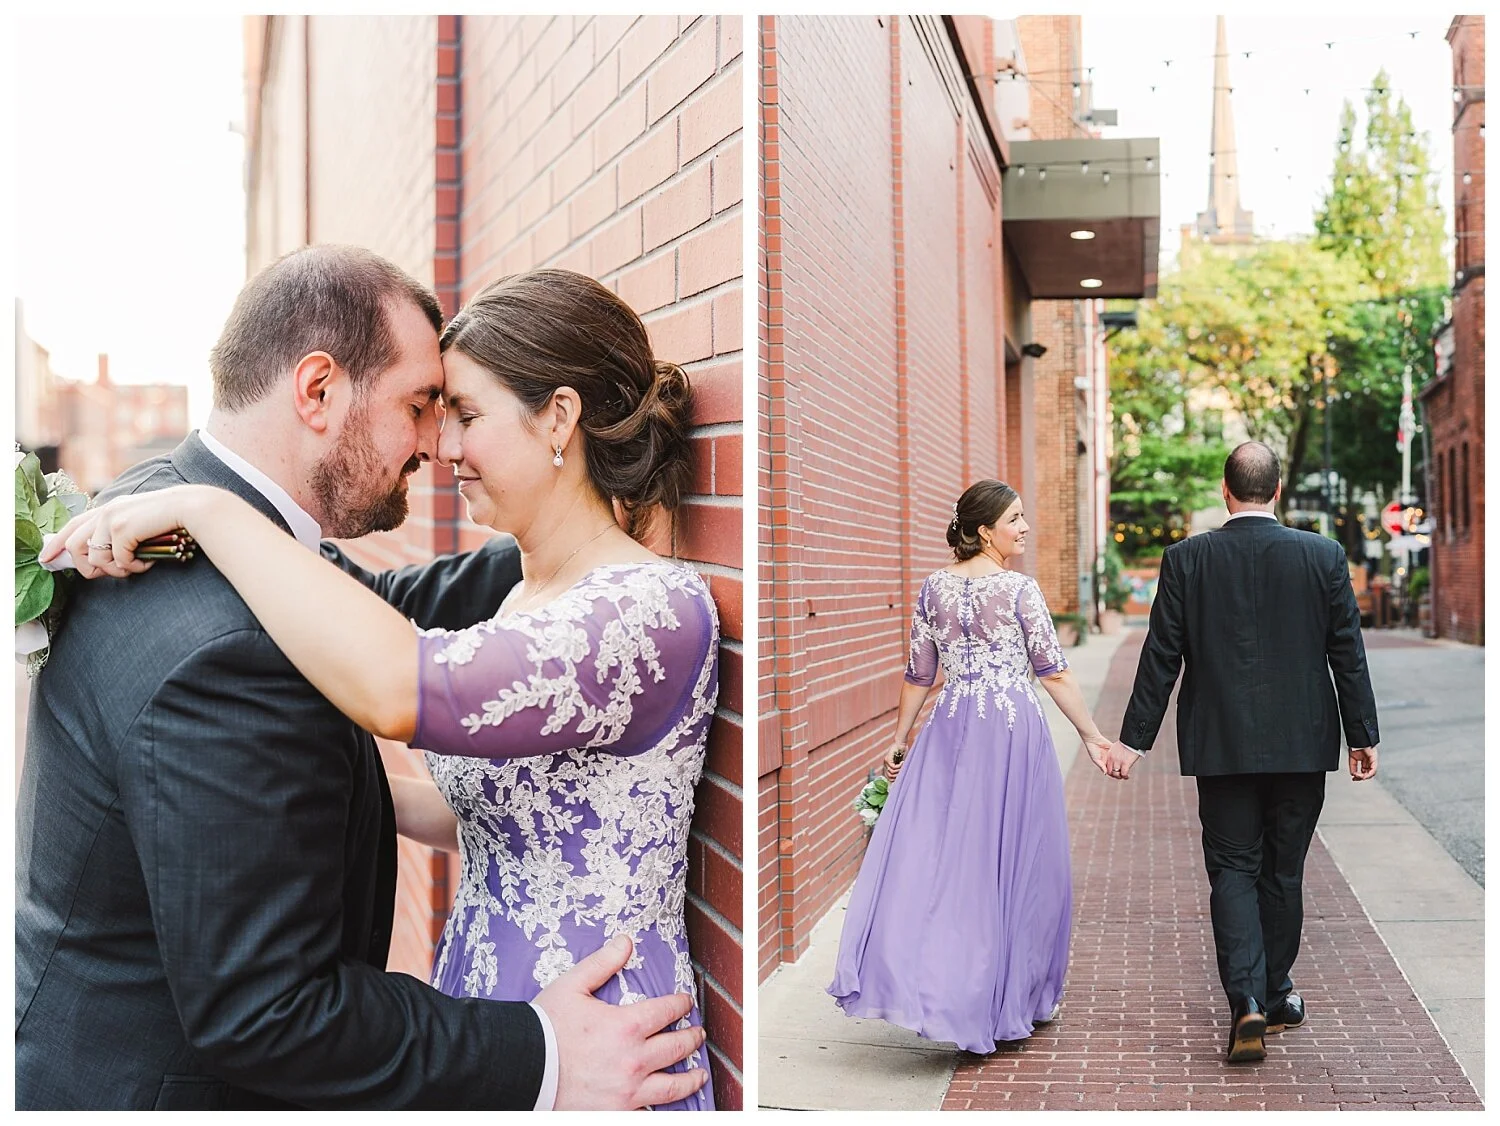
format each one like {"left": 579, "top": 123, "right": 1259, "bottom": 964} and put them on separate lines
{"left": 13, "top": 16, "right": 246, "bottom": 427}
{"left": 1080, "top": 14, "right": 1459, "bottom": 270}
{"left": 6, "top": 11, "right": 1467, "bottom": 431}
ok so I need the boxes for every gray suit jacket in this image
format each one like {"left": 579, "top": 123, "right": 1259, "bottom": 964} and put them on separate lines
{"left": 16, "top": 433, "right": 543, "bottom": 1109}
{"left": 1119, "top": 517, "right": 1380, "bottom": 776}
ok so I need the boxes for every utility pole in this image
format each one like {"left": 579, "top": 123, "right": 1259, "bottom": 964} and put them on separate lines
{"left": 1399, "top": 366, "right": 1415, "bottom": 507}
{"left": 1323, "top": 359, "right": 1334, "bottom": 536}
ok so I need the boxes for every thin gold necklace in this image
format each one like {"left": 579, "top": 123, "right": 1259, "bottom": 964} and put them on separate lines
{"left": 521, "top": 524, "right": 614, "bottom": 605}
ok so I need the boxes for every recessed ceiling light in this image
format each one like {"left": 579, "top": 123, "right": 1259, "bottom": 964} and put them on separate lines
{"left": 1070, "top": 229, "right": 1096, "bottom": 240}
{"left": 1080, "top": 278, "right": 1104, "bottom": 288}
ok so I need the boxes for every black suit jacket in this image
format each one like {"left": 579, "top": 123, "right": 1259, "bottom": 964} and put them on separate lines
{"left": 1119, "top": 516, "right": 1380, "bottom": 776}
{"left": 16, "top": 433, "right": 543, "bottom": 1109}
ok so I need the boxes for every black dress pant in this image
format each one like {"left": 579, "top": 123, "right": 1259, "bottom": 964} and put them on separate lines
{"left": 1196, "top": 772, "right": 1326, "bottom": 1011}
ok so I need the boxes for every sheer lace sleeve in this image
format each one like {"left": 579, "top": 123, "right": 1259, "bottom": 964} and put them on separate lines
{"left": 1015, "top": 575, "right": 1069, "bottom": 678}
{"left": 412, "top": 564, "right": 717, "bottom": 760}
{"left": 904, "top": 577, "right": 940, "bottom": 687}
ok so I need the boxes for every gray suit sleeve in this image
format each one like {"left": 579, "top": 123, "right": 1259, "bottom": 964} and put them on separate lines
{"left": 1325, "top": 548, "right": 1381, "bottom": 749}
{"left": 1119, "top": 543, "right": 1188, "bottom": 752}
{"left": 321, "top": 536, "right": 523, "bottom": 631}
{"left": 115, "top": 628, "right": 544, "bottom": 1108}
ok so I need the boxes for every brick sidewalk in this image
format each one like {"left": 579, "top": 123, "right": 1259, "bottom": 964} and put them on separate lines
{"left": 941, "top": 630, "right": 1482, "bottom": 1111}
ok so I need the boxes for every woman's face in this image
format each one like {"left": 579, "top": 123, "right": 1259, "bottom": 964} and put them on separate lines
{"left": 436, "top": 349, "right": 554, "bottom": 533}
{"left": 982, "top": 497, "right": 1029, "bottom": 560}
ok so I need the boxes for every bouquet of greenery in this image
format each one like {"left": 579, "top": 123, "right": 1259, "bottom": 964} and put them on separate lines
{"left": 14, "top": 447, "right": 197, "bottom": 674}
{"left": 852, "top": 774, "right": 890, "bottom": 828}
{"left": 15, "top": 448, "right": 89, "bottom": 674}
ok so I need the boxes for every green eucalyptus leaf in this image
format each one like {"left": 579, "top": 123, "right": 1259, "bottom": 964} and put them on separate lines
{"left": 16, "top": 464, "right": 37, "bottom": 520}
{"left": 34, "top": 496, "right": 70, "bottom": 535}
{"left": 58, "top": 489, "right": 89, "bottom": 518}
{"left": 15, "top": 562, "right": 54, "bottom": 626}
{"left": 19, "top": 452, "right": 45, "bottom": 507}
{"left": 16, "top": 517, "right": 43, "bottom": 561}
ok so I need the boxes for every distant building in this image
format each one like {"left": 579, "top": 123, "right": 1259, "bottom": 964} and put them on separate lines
{"left": 1193, "top": 16, "right": 1254, "bottom": 244}
{"left": 14, "top": 302, "right": 189, "bottom": 492}
{"left": 1421, "top": 16, "right": 1484, "bottom": 644}
{"left": 15, "top": 300, "right": 63, "bottom": 465}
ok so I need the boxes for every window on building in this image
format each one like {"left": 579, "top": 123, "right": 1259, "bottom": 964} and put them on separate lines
{"left": 1435, "top": 456, "right": 1445, "bottom": 542}
{"left": 1448, "top": 447, "right": 1457, "bottom": 538}
{"left": 1461, "top": 442, "right": 1471, "bottom": 533}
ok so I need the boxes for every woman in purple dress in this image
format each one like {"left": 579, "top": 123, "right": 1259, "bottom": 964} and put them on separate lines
{"left": 828, "top": 479, "right": 1113, "bottom": 1053}
{"left": 58, "top": 270, "right": 717, "bottom": 1110}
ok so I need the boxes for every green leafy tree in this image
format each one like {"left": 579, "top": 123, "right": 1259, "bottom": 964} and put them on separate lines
{"left": 1326, "top": 288, "right": 1445, "bottom": 515}
{"left": 1111, "top": 240, "right": 1365, "bottom": 532}
{"left": 1316, "top": 71, "right": 1449, "bottom": 296}
{"left": 1314, "top": 70, "right": 1449, "bottom": 541}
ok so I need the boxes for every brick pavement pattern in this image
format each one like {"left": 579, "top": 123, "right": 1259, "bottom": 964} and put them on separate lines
{"left": 942, "top": 630, "right": 1482, "bottom": 1111}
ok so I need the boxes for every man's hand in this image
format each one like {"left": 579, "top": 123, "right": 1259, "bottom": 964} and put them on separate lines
{"left": 1102, "top": 741, "right": 1140, "bottom": 781}
{"left": 1349, "top": 745, "right": 1379, "bottom": 781}
{"left": 534, "top": 934, "right": 708, "bottom": 1109}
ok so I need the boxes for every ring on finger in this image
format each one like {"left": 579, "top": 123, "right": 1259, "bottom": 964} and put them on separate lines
{"left": 87, "top": 541, "right": 113, "bottom": 551}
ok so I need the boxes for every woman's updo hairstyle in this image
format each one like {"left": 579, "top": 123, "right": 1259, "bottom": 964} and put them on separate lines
{"left": 439, "top": 268, "right": 693, "bottom": 539}
{"left": 947, "top": 479, "right": 1020, "bottom": 560}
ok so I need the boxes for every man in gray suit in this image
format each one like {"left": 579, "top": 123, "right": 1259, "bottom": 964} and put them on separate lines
{"left": 16, "top": 246, "right": 706, "bottom": 1109}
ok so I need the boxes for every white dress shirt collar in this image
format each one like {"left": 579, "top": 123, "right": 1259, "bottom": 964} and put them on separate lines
{"left": 197, "top": 429, "right": 323, "bottom": 552}
{"left": 1224, "top": 509, "right": 1278, "bottom": 522}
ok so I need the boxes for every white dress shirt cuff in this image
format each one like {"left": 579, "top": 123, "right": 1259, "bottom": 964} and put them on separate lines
{"left": 530, "top": 1001, "right": 559, "bottom": 1111}
{"left": 1121, "top": 743, "right": 1144, "bottom": 756}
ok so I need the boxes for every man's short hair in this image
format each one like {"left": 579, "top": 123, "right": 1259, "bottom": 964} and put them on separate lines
{"left": 1224, "top": 441, "right": 1281, "bottom": 504}
{"left": 210, "top": 245, "right": 442, "bottom": 410}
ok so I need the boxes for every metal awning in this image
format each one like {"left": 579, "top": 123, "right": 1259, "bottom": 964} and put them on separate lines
{"left": 1003, "top": 138, "right": 1161, "bottom": 299}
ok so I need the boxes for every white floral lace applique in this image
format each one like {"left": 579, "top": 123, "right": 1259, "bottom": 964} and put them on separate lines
{"left": 917, "top": 570, "right": 1062, "bottom": 727}
{"left": 422, "top": 563, "right": 719, "bottom": 1020}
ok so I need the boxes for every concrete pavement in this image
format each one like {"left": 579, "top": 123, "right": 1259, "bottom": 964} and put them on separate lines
{"left": 1318, "top": 629, "right": 1485, "bottom": 1098}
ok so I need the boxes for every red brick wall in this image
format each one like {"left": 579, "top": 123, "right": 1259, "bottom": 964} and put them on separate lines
{"left": 1016, "top": 16, "right": 1090, "bottom": 614}
{"left": 247, "top": 14, "right": 744, "bottom": 1105}
{"left": 1026, "top": 298, "right": 1083, "bottom": 612}
{"left": 758, "top": 15, "right": 1012, "bottom": 979}
{"left": 1429, "top": 16, "right": 1485, "bottom": 644}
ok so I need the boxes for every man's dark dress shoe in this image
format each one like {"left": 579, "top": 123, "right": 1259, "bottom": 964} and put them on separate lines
{"left": 1266, "top": 993, "right": 1306, "bottom": 1034}
{"left": 1226, "top": 997, "right": 1268, "bottom": 1063}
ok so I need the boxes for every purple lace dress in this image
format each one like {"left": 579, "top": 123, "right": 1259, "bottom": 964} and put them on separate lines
{"left": 828, "top": 568, "right": 1072, "bottom": 1052}
{"left": 412, "top": 561, "right": 719, "bottom": 1111}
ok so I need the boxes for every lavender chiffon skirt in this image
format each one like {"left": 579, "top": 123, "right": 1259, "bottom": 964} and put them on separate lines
{"left": 827, "top": 691, "right": 1072, "bottom": 1052}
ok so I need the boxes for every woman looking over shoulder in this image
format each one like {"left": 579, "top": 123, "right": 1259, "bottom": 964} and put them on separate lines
{"left": 828, "top": 480, "right": 1112, "bottom": 1053}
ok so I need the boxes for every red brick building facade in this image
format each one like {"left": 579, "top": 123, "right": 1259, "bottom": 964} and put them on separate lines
{"left": 1423, "top": 16, "right": 1484, "bottom": 645}
{"left": 13, "top": 319, "right": 189, "bottom": 495}
{"left": 758, "top": 15, "right": 1154, "bottom": 978}
{"left": 244, "top": 15, "right": 744, "bottom": 1103}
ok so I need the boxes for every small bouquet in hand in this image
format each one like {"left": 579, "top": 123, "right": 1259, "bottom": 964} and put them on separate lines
{"left": 852, "top": 775, "right": 890, "bottom": 828}
{"left": 15, "top": 447, "right": 196, "bottom": 674}
{"left": 16, "top": 448, "right": 89, "bottom": 673}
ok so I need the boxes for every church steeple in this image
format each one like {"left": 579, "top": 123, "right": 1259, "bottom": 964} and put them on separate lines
{"left": 1195, "top": 16, "right": 1254, "bottom": 242}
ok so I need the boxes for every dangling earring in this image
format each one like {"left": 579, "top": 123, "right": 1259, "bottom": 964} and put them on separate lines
{"left": 553, "top": 445, "right": 564, "bottom": 468}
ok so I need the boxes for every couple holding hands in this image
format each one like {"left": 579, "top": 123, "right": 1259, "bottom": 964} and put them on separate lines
{"left": 830, "top": 443, "right": 1380, "bottom": 1065}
